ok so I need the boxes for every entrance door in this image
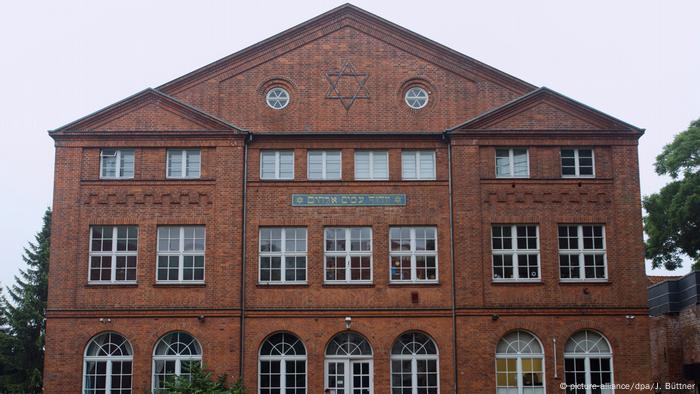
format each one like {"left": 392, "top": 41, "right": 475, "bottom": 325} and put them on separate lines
{"left": 325, "top": 360, "right": 373, "bottom": 394}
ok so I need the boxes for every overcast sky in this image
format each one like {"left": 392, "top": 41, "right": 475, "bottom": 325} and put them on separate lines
{"left": 1, "top": 0, "right": 698, "bottom": 289}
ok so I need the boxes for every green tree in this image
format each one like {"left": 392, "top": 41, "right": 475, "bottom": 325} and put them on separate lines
{"left": 161, "top": 362, "right": 246, "bottom": 394}
{"left": 644, "top": 118, "right": 700, "bottom": 270}
{"left": 0, "top": 208, "right": 51, "bottom": 393}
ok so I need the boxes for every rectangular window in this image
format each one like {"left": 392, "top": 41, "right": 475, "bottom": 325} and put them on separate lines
{"left": 260, "top": 151, "right": 294, "bottom": 180}
{"left": 390, "top": 227, "right": 438, "bottom": 283}
{"left": 308, "top": 151, "right": 342, "bottom": 180}
{"left": 166, "top": 149, "right": 201, "bottom": 179}
{"left": 561, "top": 148, "right": 594, "bottom": 177}
{"left": 559, "top": 224, "right": 607, "bottom": 281}
{"left": 491, "top": 225, "right": 540, "bottom": 281}
{"left": 324, "top": 227, "right": 372, "bottom": 283}
{"left": 89, "top": 226, "right": 138, "bottom": 283}
{"left": 100, "top": 149, "right": 135, "bottom": 179}
{"left": 402, "top": 151, "right": 436, "bottom": 180}
{"left": 354, "top": 151, "right": 389, "bottom": 180}
{"left": 259, "top": 228, "right": 307, "bottom": 284}
{"left": 156, "top": 226, "right": 205, "bottom": 283}
{"left": 495, "top": 148, "right": 529, "bottom": 178}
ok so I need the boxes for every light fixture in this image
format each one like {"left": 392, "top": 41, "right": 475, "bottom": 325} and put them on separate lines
{"left": 345, "top": 316, "right": 352, "bottom": 329}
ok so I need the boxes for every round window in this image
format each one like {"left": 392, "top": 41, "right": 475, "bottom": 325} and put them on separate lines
{"left": 266, "top": 87, "right": 290, "bottom": 109}
{"left": 404, "top": 86, "right": 429, "bottom": 109}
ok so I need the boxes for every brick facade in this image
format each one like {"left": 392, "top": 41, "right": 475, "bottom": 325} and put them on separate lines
{"left": 44, "top": 4, "right": 650, "bottom": 393}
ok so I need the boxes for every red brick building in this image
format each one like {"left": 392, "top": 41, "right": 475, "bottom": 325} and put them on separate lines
{"left": 44, "top": 4, "right": 651, "bottom": 393}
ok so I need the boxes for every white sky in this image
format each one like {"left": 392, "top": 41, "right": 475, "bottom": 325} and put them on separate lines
{"left": 1, "top": 0, "right": 698, "bottom": 288}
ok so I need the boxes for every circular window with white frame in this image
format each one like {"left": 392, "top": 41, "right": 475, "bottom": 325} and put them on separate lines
{"left": 404, "top": 86, "right": 429, "bottom": 109}
{"left": 266, "top": 87, "right": 290, "bottom": 109}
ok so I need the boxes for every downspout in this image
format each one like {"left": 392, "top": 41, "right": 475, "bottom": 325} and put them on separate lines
{"left": 445, "top": 131, "right": 459, "bottom": 393}
{"left": 239, "top": 133, "right": 251, "bottom": 380}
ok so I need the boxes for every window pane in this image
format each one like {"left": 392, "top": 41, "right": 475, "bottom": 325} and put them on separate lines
{"left": 326, "top": 151, "right": 341, "bottom": 179}
{"left": 167, "top": 150, "right": 183, "bottom": 178}
{"left": 373, "top": 152, "right": 388, "bottom": 179}
{"left": 185, "top": 150, "right": 201, "bottom": 178}
{"left": 355, "top": 152, "right": 370, "bottom": 179}
{"left": 120, "top": 149, "right": 135, "bottom": 178}
{"left": 279, "top": 152, "right": 294, "bottom": 179}
{"left": 512, "top": 149, "right": 528, "bottom": 176}
{"left": 495, "top": 149, "right": 511, "bottom": 177}
{"left": 308, "top": 152, "right": 323, "bottom": 179}
{"left": 261, "top": 152, "right": 276, "bottom": 179}
{"left": 402, "top": 152, "right": 417, "bottom": 179}
{"left": 100, "top": 149, "right": 118, "bottom": 178}
{"left": 419, "top": 151, "right": 435, "bottom": 179}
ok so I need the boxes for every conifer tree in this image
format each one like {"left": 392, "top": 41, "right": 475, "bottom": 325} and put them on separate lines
{"left": 0, "top": 208, "right": 51, "bottom": 393}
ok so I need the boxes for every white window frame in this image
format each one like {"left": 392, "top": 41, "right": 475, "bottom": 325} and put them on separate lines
{"left": 561, "top": 148, "right": 595, "bottom": 178}
{"left": 258, "top": 333, "right": 307, "bottom": 394}
{"left": 260, "top": 151, "right": 295, "bottom": 180}
{"left": 307, "top": 150, "right": 342, "bottom": 180}
{"left": 491, "top": 225, "right": 541, "bottom": 282}
{"left": 151, "top": 333, "right": 203, "bottom": 393}
{"left": 324, "top": 332, "right": 374, "bottom": 394}
{"left": 564, "top": 331, "right": 614, "bottom": 394}
{"left": 558, "top": 224, "right": 608, "bottom": 282}
{"left": 166, "top": 149, "right": 201, "bottom": 179}
{"left": 404, "top": 86, "right": 429, "bottom": 109}
{"left": 389, "top": 227, "right": 438, "bottom": 284}
{"left": 266, "top": 87, "right": 290, "bottom": 110}
{"left": 82, "top": 333, "right": 133, "bottom": 394}
{"left": 156, "top": 226, "right": 206, "bottom": 284}
{"left": 389, "top": 333, "right": 440, "bottom": 394}
{"left": 100, "top": 149, "right": 135, "bottom": 179}
{"left": 88, "top": 226, "right": 138, "bottom": 284}
{"left": 354, "top": 151, "right": 389, "bottom": 180}
{"left": 258, "top": 227, "right": 307, "bottom": 285}
{"left": 324, "top": 227, "right": 373, "bottom": 284}
{"left": 495, "top": 331, "right": 546, "bottom": 394}
{"left": 401, "top": 150, "right": 436, "bottom": 180}
{"left": 495, "top": 148, "right": 530, "bottom": 178}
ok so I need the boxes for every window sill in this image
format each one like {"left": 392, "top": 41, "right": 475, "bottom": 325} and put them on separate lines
{"left": 491, "top": 280, "right": 543, "bottom": 285}
{"left": 322, "top": 282, "right": 374, "bottom": 288}
{"left": 153, "top": 282, "right": 206, "bottom": 288}
{"left": 388, "top": 281, "right": 439, "bottom": 287}
{"left": 86, "top": 282, "right": 138, "bottom": 288}
{"left": 559, "top": 280, "right": 610, "bottom": 285}
{"left": 256, "top": 282, "right": 309, "bottom": 288}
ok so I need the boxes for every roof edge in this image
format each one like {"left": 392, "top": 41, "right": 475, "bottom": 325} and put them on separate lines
{"left": 446, "top": 87, "right": 645, "bottom": 134}
{"left": 157, "top": 3, "right": 535, "bottom": 94}
{"left": 49, "top": 88, "right": 248, "bottom": 134}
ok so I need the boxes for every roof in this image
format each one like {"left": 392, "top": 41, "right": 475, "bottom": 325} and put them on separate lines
{"left": 157, "top": 3, "right": 535, "bottom": 95}
{"left": 446, "top": 87, "right": 644, "bottom": 134}
{"left": 49, "top": 88, "right": 246, "bottom": 134}
{"left": 648, "top": 275, "right": 682, "bottom": 285}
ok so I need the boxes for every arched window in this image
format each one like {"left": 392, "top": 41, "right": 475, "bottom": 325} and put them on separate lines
{"left": 564, "top": 330, "right": 613, "bottom": 394}
{"left": 152, "top": 332, "right": 202, "bottom": 392}
{"left": 390, "top": 332, "right": 439, "bottom": 394}
{"left": 83, "top": 332, "right": 133, "bottom": 393}
{"left": 325, "top": 332, "right": 373, "bottom": 393}
{"left": 495, "top": 330, "right": 545, "bottom": 394}
{"left": 259, "top": 332, "right": 307, "bottom": 394}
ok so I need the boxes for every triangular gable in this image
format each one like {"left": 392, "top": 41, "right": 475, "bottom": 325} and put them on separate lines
{"left": 51, "top": 89, "right": 244, "bottom": 132}
{"left": 157, "top": 3, "right": 534, "bottom": 96}
{"left": 447, "top": 87, "right": 643, "bottom": 133}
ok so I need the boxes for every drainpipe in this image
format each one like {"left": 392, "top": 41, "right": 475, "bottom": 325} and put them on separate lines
{"left": 445, "top": 131, "right": 459, "bottom": 393}
{"left": 239, "top": 133, "right": 251, "bottom": 380}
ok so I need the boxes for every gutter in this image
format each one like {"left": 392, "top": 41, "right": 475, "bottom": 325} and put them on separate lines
{"left": 446, "top": 131, "right": 459, "bottom": 393}
{"left": 239, "top": 133, "right": 251, "bottom": 379}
